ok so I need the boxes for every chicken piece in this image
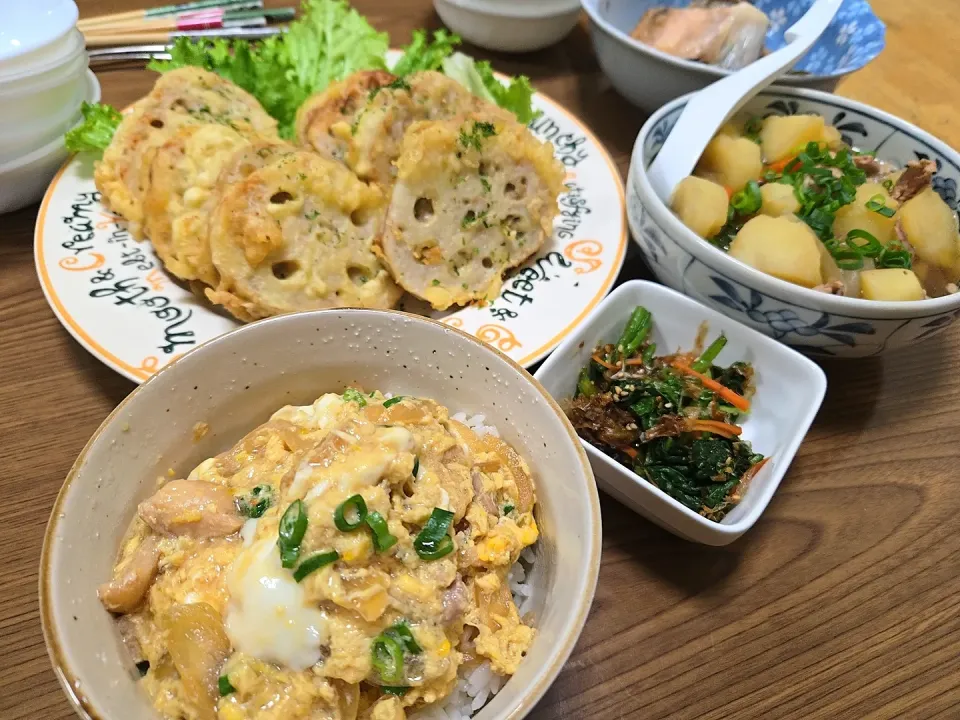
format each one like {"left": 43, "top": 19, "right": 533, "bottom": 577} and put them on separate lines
{"left": 890, "top": 158, "right": 937, "bottom": 203}
{"left": 98, "top": 534, "right": 161, "bottom": 613}
{"left": 295, "top": 69, "right": 397, "bottom": 163}
{"left": 364, "top": 696, "right": 405, "bottom": 720}
{"left": 138, "top": 479, "right": 243, "bottom": 538}
{"left": 378, "top": 113, "right": 565, "bottom": 309}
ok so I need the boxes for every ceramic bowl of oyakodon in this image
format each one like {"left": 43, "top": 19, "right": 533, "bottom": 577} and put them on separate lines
{"left": 40, "top": 309, "right": 601, "bottom": 720}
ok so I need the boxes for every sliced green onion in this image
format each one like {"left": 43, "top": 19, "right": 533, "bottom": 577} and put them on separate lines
{"left": 691, "top": 333, "right": 726, "bottom": 373}
{"left": 382, "top": 686, "right": 410, "bottom": 696}
{"left": 371, "top": 634, "right": 405, "bottom": 685}
{"left": 413, "top": 508, "right": 455, "bottom": 561}
{"left": 293, "top": 550, "right": 339, "bottom": 582}
{"left": 876, "top": 248, "right": 913, "bottom": 269}
{"left": 730, "top": 180, "right": 762, "bottom": 216}
{"left": 366, "top": 511, "right": 398, "bottom": 553}
{"left": 382, "top": 396, "right": 405, "bottom": 408}
{"left": 334, "top": 495, "right": 368, "bottom": 531}
{"left": 278, "top": 500, "right": 307, "bottom": 568}
{"left": 218, "top": 675, "right": 236, "bottom": 696}
{"left": 502, "top": 504, "right": 515, "bottom": 515}
{"left": 865, "top": 194, "right": 896, "bottom": 218}
{"left": 385, "top": 620, "right": 422, "bottom": 654}
{"left": 831, "top": 248, "right": 864, "bottom": 271}
{"left": 237, "top": 484, "right": 274, "bottom": 519}
{"left": 342, "top": 388, "right": 367, "bottom": 407}
{"left": 412, "top": 456, "right": 420, "bottom": 478}
{"left": 845, "top": 229, "right": 884, "bottom": 258}
{"left": 882, "top": 178, "right": 895, "bottom": 192}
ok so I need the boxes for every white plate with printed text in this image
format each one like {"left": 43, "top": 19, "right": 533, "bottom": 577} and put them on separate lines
{"left": 34, "top": 88, "right": 626, "bottom": 383}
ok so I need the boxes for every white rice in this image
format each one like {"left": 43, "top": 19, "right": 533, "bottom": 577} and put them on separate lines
{"left": 409, "top": 413, "right": 533, "bottom": 720}
{"left": 450, "top": 412, "right": 500, "bottom": 438}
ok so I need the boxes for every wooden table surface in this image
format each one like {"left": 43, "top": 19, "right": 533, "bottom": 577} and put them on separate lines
{"left": 3, "top": 1, "right": 960, "bottom": 718}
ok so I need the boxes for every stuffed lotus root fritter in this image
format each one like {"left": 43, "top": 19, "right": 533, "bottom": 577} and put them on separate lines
{"left": 94, "top": 67, "right": 278, "bottom": 238}
{"left": 205, "top": 151, "right": 402, "bottom": 321}
{"left": 98, "top": 392, "right": 539, "bottom": 720}
{"left": 345, "top": 71, "right": 492, "bottom": 187}
{"left": 295, "top": 70, "right": 397, "bottom": 165}
{"left": 141, "top": 124, "right": 256, "bottom": 286}
{"left": 378, "top": 114, "right": 566, "bottom": 309}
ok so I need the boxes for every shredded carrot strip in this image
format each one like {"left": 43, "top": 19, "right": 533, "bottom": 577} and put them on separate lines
{"left": 591, "top": 353, "right": 618, "bottom": 371}
{"left": 672, "top": 362, "right": 751, "bottom": 412}
{"left": 765, "top": 155, "right": 797, "bottom": 174}
{"left": 724, "top": 185, "right": 735, "bottom": 199}
{"left": 733, "top": 457, "right": 771, "bottom": 501}
{"left": 687, "top": 419, "right": 743, "bottom": 437}
{"left": 623, "top": 447, "right": 638, "bottom": 459}
{"left": 624, "top": 358, "right": 646, "bottom": 366}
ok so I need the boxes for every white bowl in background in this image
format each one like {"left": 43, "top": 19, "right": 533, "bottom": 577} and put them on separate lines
{"left": 0, "top": 26, "right": 85, "bottom": 85}
{"left": 41, "top": 309, "right": 602, "bottom": 720}
{"left": 628, "top": 87, "right": 960, "bottom": 358}
{"left": 0, "top": 69, "right": 100, "bottom": 215}
{"left": 580, "top": 0, "right": 884, "bottom": 113}
{"left": 535, "top": 280, "right": 826, "bottom": 546}
{"left": 0, "top": 0, "right": 78, "bottom": 64}
{"left": 434, "top": 0, "right": 581, "bottom": 53}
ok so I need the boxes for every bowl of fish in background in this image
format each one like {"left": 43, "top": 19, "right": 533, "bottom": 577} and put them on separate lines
{"left": 580, "top": 0, "right": 886, "bottom": 112}
{"left": 40, "top": 309, "right": 601, "bottom": 720}
{"left": 628, "top": 87, "right": 960, "bottom": 358}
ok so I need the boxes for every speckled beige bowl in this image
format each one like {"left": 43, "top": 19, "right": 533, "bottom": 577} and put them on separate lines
{"left": 40, "top": 309, "right": 601, "bottom": 720}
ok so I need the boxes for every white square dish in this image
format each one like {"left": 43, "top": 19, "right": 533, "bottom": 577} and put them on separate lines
{"left": 534, "top": 280, "right": 827, "bottom": 546}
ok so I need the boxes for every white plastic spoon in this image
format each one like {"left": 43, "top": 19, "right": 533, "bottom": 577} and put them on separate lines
{"left": 647, "top": 0, "right": 843, "bottom": 203}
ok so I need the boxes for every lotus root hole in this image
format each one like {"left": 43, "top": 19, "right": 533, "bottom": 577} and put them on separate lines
{"left": 271, "top": 261, "right": 300, "bottom": 280}
{"left": 413, "top": 197, "right": 434, "bottom": 222}
{"left": 270, "top": 191, "right": 293, "bottom": 204}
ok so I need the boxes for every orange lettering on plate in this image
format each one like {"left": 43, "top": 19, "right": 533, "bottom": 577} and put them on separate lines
{"left": 563, "top": 239, "right": 604, "bottom": 274}
{"left": 476, "top": 324, "right": 522, "bottom": 352}
{"left": 442, "top": 317, "right": 465, "bottom": 329}
{"left": 96, "top": 212, "right": 125, "bottom": 230}
{"left": 145, "top": 268, "right": 167, "bottom": 291}
{"left": 58, "top": 253, "right": 105, "bottom": 272}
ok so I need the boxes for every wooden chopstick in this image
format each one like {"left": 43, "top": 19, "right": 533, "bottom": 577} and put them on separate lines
{"left": 82, "top": 25, "right": 286, "bottom": 49}
{"left": 77, "top": 0, "right": 262, "bottom": 31}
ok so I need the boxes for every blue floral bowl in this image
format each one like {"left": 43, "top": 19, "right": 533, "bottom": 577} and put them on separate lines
{"left": 627, "top": 87, "right": 960, "bottom": 358}
{"left": 581, "top": 0, "right": 886, "bottom": 112}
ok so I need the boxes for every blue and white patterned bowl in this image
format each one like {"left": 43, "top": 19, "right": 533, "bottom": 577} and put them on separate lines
{"left": 581, "top": 0, "right": 885, "bottom": 112}
{"left": 627, "top": 87, "right": 960, "bottom": 358}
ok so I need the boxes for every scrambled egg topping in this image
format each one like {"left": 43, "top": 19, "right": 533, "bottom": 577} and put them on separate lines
{"left": 101, "top": 392, "right": 538, "bottom": 720}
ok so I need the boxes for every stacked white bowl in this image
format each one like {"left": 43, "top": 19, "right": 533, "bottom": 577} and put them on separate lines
{"left": 0, "top": 0, "right": 101, "bottom": 214}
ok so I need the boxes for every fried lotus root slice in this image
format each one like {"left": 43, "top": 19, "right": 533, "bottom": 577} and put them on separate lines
{"left": 206, "top": 150, "right": 401, "bottom": 322}
{"left": 347, "top": 70, "right": 479, "bottom": 186}
{"left": 141, "top": 124, "right": 254, "bottom": 285}
{"left": 164, "top": 139, "right": 298, "bottom": 291}
{"left": 94, "top": 67, "right": 277, "bottom": 237}
{"left": 295, "top": 69, "right": 396, "bottom": 163}
{"left": 377, "top": 113, "right": 565, "bottom": 309}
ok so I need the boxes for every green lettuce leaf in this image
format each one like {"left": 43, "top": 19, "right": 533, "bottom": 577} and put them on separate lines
{"left": 392, "top": 29, "right": 460, "bottom": 76}
{"left": 148, "top": 0, "right": 388, "bottom": 137}
{"left": 64, "top": 102, "right": 123, "bottom": 154}
{"left": 441, "top": 52, "right": 539, "bottom": 125}
{"left": 281, "top": 0, "right": 388, "bottom": 93}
